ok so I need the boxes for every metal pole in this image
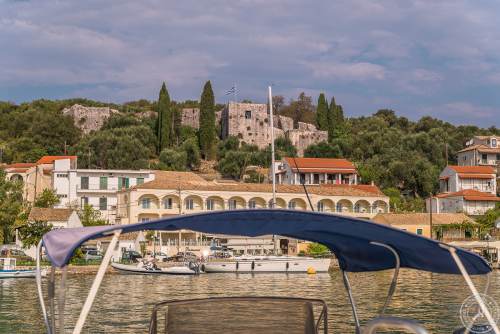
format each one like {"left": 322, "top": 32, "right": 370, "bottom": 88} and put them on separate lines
{"left": 342, "top": 270, "right": 361, "bottom": 333}
{"left": 442, "top": 245, "right": 500, "bottom": 334}
{"left": 268, "top": 86, "right": 276, "bottom": 208}
{"left": 72, "top": 229, "right": 122, "bottom": 334}
{"left": 429, "top": 194, "right": 433, "bottom": 239}
{"left": 36, "top": 240, "right": 52, "bottom": 334}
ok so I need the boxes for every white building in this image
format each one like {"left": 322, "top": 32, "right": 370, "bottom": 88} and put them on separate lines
{"left": 274, "top": 157, "right": 358, "bottom": 185}
{"left": 429, "top": 165, "right": 500, "bottom": 215}
{"left": 439, "top": 165, "right": 496, "bottom": 195}
{"left": 52, "top": 158, "right": 155, "bottom": 224}
{"left": 457, "top": 135, "right": 500, "bottom": 169}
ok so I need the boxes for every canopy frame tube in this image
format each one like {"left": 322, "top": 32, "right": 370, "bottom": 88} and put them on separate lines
{"left": 342, "top": 270, "right": 360, "bottom": 334}
{"left": 36, "top": 240, "right": 52, "bottom": 334}
{"left": 440, "top": 244, "right": 500, "bottom": 334}
{"left": 72, "top": 229, "right": 121, "bottom": 334}
{"left": 370, "top": 242, "right": 400, "bottom": 316}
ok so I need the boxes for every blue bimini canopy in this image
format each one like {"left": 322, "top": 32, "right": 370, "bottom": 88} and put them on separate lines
{"left": 42, "top": 210, "right": 491, "bottom": 275}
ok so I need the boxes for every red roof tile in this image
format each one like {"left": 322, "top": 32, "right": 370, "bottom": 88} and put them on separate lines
{"left": 447, "top": 165, "right": 495, "bottom": 174}
{"left": 36, "top": 156, "right": 77, "bottom": 165}
{"left": 3, "top": 162, "right": 36, "bottom": 169}
{"left": 285, "top": 157, "right": 356, "bottom": 170}
{"left": 436, "top": 189, "right": 500, "bottom": 202}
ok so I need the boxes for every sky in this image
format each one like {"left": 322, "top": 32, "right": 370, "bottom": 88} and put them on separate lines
{"left": 1, "top": 0, "right": 499, "bottom": 127}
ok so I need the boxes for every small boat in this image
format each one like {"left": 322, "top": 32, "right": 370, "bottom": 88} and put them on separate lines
{"left": 111, "top": 261, "right": 200, "bottom": 275}
{"left": 202, "top": 255, "right": 330, "bottom": 273}
{"left": 0, "top": 257, "right": 46, "bottom": 278}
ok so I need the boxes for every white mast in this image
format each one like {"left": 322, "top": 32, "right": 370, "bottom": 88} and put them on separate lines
{"left": 268, "top": 86, "right": 276, "bottom": 208}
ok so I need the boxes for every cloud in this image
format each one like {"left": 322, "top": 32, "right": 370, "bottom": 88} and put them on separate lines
{"left": 0, "top": 0, "right": 499, "bottom": 127}
{"left": 420, "top": 102, "right": 498, "bottom": 121}
{"left": 305, "top": 61, "right": 386, "bottom": 81}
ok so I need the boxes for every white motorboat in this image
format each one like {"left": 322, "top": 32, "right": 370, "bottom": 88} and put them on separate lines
{"left": 0, "top": 257, "right": 46, "bottom": 278}
{"left": 111, "top": 261, "right": 200, "bottom": 275}
{"left": 202, "top": 255, "right": 331, "bottom": 273}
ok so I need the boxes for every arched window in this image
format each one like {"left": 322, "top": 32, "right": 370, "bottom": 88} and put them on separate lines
{"left": 185, "top": 198, "right": 194, "bottom": 210}
{"left": 317, "top": 201, "right": 324, "bottom": 212}
{"left": 288, "top": 200, "right": 296, "bottom": 210}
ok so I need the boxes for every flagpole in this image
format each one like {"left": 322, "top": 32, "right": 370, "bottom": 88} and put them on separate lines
{"left": 268, "top": 86, "right": 276, "bottom": 208}
{"left": 234, "top": 83, "right": 237, "bottom": 102}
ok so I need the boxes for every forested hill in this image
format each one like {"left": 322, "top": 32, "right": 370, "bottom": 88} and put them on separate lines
{"left": 0, "top": 95, "right": 498, "bottom": 204}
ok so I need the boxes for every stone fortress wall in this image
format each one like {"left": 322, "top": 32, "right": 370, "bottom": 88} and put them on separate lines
{"left": 62, "top": 104, "right": 119, "bottom": 134}
{"left": 182, "top": 102, "right": 327, "bottom": 156}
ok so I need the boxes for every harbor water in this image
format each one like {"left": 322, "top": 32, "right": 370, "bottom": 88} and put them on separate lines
{"left": 1, "top": 268, "right": 499, "bottom": 333}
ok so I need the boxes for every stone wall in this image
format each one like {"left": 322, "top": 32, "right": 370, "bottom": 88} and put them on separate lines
{"left": 221, "top": 102, "right": 326, "bottom": 154}
{"left": 287, "top": 129, "right": 328, "bottom": 156}
{"left": 222, "top": 102, "right": 284, "bottom": 147}
{"left": 181, "top": 108, "right": 223, "bottom": 129}
{"left": 181, "top": 108, "right": 200, "bottom": 129}
{"left": 62, "top": 104, "right": 118, "bottom": 134}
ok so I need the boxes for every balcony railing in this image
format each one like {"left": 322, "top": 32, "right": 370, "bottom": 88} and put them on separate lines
{"left": 77, "top": 185, "right": 119, "bottom": 191}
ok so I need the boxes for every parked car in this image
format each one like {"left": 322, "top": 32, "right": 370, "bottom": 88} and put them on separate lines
{"left": 121, "top": 250, "right": 143, "bottom": 263}
{"left": 83, "top": 249, "right": 103, "bottom": 261}
{"left": 167, "top": 251, "right": 197, "bottom": 262}
{"left": 0, "top": 248, "right": 32, "bottom": 262}
{"left": 146, "top": 251, "right": 169, "bottom": 262}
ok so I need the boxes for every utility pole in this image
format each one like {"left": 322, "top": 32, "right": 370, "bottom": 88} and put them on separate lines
{"left": 429, "top": 193, "right": 433, "bottom": 239}
{"left": 445, "top": 143, "right": 448, "bottom": 166}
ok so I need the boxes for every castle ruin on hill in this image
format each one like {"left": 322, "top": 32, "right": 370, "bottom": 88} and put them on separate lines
{"left": 181, "top": 102, "right": 327, "bottom": 156}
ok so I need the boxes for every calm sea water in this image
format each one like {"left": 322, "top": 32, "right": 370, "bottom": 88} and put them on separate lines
{"left": 1, "top": 269, "right": 499, "bottom": 333}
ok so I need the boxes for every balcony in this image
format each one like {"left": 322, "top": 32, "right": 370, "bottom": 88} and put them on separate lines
{"left": 76, "top": 185, "right": 120, "bottom": 193}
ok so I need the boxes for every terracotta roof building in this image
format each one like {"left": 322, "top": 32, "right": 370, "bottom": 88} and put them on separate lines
{"left": 457, "top": 135, "right": 499, "bottom": 179}
{"left": 373, "top": 213, "right": 478, "bottom": 240}
{"left": 274, "top": 157, "right": 358, "bottom": 185}
{"left": 432, "top": 164, "right": 499, "bottom": 215}
{"left": 28, "top": 207, "right": 82, "bottom": 229}
{"left": 117, "top": 171, "right": 389, "bottom": 225}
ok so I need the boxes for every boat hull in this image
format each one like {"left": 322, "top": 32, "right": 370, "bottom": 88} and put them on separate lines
{"left": 111, "top": 262, "right": 198, "bottom": 275}
{"left": 202, "top": 257, "right": 331, "bottom": 273}
{"left": 0, "top": 269, "right": 39, "bottom": 278}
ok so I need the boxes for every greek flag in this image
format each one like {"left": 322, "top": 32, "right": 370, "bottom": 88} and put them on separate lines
{"left": 225, "top": 86, "right": 236, "bottom": 95}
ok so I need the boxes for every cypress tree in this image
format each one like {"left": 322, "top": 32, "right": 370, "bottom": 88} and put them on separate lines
{"left": 199, "top": 80, "right": 216, "bottom": 160}
{"left": 316, "top": 93, "right": 329, "bottom": 130}
{"left": 327, "top": 96, "right": 337, "bottom": 142}
{"left": 156, "top": 82, "right": 172, "bottom": 153}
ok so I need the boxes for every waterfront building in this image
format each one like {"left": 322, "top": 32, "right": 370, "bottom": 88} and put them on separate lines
{"left": 438, "top": 165, "right": 496, "bottom": 194}
{"left": 52, "top": 157, "right": 155, "bottom": 223}
{"left": 429, "top": 165, "right": 500, "bottom": 216}
{"left": 274, "top": 157, "right": 358, "bottom": 185}
{"left": 457, "top": 135, "right": 500, "bottom": 194}
{"left": 116, "top": 170, "right": 389, "bottom": 255}
{"left": 372, "top": 213, "right": 478, "bottom": 240}
{"left": 4, "top": 156, "right": 77, "bottom": 203}
{"left": 17, "top": 207, "right": 82, "bottom": 258}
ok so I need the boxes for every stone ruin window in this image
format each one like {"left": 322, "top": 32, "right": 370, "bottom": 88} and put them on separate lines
{"left": 245, "top": 110, "right": 252, "bottom": 119}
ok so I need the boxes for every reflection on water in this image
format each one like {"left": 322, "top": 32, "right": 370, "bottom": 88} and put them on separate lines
{"left": 0, "top": 269, "right": 498, "bottom": 333}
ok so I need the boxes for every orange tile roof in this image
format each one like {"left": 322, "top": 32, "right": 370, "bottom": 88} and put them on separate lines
{"left": 448, "top": 165, "right": 495, "bottom": 174}
{"left": 133, "top": 171, "right": 385, "bottom": 197}
{"left": 36, "top": 155, "right": 77, "bottom": 165}
{"left": 3, "top": 162, "right": 36, "bottom": 169}
{"left": 284, "top": 157, "right": 356, "bottom": 170}
{"left": 288, "top": 168, "right": 356, "bottom": 174}
{"left": 28, "top": 208, "right": 75, "bottom": 222}
{"left": 373, "top": 213, "right": 476, "bottom": 226}
{"left": 435, "top": 189, "right": 500, "bottom": 202}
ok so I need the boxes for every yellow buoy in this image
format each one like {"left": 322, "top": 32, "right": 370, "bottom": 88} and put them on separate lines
{"left": 307, "top": 267, "right": 316, "bottom": 275}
